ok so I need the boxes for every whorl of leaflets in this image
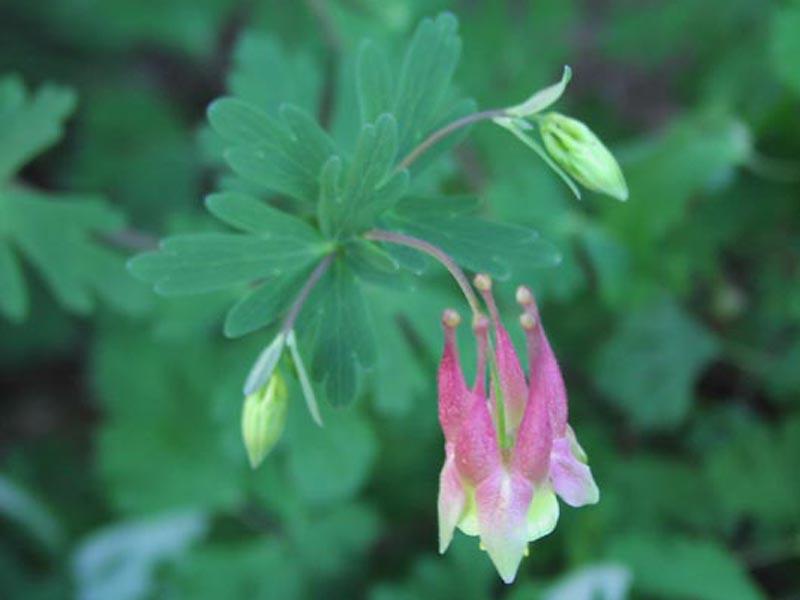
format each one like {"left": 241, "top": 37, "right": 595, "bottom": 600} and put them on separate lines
{"left": 437, "top": 275, "right": 599, "bottom": 584}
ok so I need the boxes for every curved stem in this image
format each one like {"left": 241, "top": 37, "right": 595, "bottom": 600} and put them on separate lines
{"left": 281, "top": 253, "right": 334, "bottom": 334}
{"left": 365, "top": 229, "right": 482, "bottom": 317}
{"left": 395, "top": 108, "right": 507, "bottom": 172}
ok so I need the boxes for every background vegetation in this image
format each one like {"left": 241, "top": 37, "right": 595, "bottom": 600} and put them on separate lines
{"left": 1, "top": 1, "right": 799, "bottom": 598}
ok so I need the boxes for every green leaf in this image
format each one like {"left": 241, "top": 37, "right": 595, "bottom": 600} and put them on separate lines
{"left": 404, "top": 97, "right": 478, "bottom": 174}
{"left": 0, "top": 188, "right": 151, "bottom": 319}
{"left": 208, "top": 99, "right": 336, "bottom": 204}
{"left": 286, "top": 402, "right": 377, "bottom": 505}
{"left": 223, "top": 272, "right": 307, "bottom": 339}
{"left": 317, "top": 155, "right": 344, "bottom": 238}
{"left": 769, "top": 3, "right": 800, "bottom": 95}
{"left": 308, "top": 261, "right": 376, "bottom": 407}
{"left": 129, "top": 229, "right": 326, "bottom": 296}
{"left": 593, "top": 298, "right": 718, "bottom": 430}
{"left": 93, "top": 327, "right": 250, "bottom": 514}
{"left": 608, "top": 534, "right": 765, "bottom": 600}
{"left": 705, "top": 418, "right": 800, "bottom": 526}
{"left": 386, "top": 198, "right": 561, "bottom": 279}
{"left": 164, "top": 539, "right": 303, "bottom": 600}
{"left": 132, "top": 192, "right": 330, "bottom": 337}
{"left": 287, "top": 503, "right": 382, "bottom": 577}
{"left": 392, "top": 194, "right": 483, "bottom": 218}
{"left": 227, "top": 31, "right": 321, "bottom": 116}
{"left": 603, "top": 112, "right": 751, "bottom": 247}
{"left": 207, "top": 97, "right": 286, "bottom": 148}
{"left": 394, "top": 13, "right": 463, "bottom": 155}
{"left": 0, "top": 240, "right": 26, "bottom": 321}
{"left": 356, "top": 40, "right": 394, "bottom": 124}
{"left": 205, "top": 192, "right": 319, "bottom": 239}
{"left": 365, "top": 283, "right": 452, "bottom": 417}
{"left": 317, "top": 114, "right": 406, "bottom": 238}
{"left": 0, "top": 76, "right": 76, "bottom": 183}
{"left": 343, "top": 114, "right": 400, "bottom": 220}
{"left": 345, "top": 239, "right": 400, "bottom": 284}
{"left": 0, "top": 475, "right": 64, "bottom": 554}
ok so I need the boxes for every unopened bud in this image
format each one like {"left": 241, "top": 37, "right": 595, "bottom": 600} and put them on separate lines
{"left": 241, "top": 373, "right": 288, "bottom": 469}
{"left": 539, "top": 112, "right": 628, "bottom": 201}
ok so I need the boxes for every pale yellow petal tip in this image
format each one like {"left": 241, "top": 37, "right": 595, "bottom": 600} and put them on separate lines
{"left": 438, "top": 529, "right": 453, "bottom": 555}
{"left": 497, "top": 561, "right": 521, "bottom": 585}
{"left": 587, "top": 484, "right": 601, "bottom": 505}
{"left": 483, "top": 541, "right": 525, "bottom": 584}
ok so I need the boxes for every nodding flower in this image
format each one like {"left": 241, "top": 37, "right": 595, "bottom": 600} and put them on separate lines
{"left": 436, "top": 275, "right": 598, "bottom": 584}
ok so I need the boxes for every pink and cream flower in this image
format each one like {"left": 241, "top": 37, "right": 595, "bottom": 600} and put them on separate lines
{"left": 437, "top": 276, "right": 599, "bottom": 583}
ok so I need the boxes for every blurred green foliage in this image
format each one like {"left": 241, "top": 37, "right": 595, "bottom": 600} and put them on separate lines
{"left": 1, "top": 1, "right": 799, "bottom": 599}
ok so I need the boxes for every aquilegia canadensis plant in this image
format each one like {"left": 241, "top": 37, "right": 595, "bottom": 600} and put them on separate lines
{"left": 127, "top": 12, "right": 625, "bottom": 584}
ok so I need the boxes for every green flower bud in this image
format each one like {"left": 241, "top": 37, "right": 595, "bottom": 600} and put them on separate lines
{"left": 539, "top": 112, "right": 628, "bottom": 201}
{"left": 241, "top": 372, "right": 288, "bottom": 469}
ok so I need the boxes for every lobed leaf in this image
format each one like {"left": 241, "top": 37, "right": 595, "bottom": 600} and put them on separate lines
{"left": 386, "top": 197, "right": 561, "bottom": 280}
{"left": 224, "top": 270, "right": 310, "bottom": 339}
{"left": 356, "top": 40, "right": 394, "bottom": 124}
{"left": 208, "top": 99, "right": 336, "bottom": 204}
{"left": 394, "top": 13, "right": 463, "bottom": 155}
{"left": 129, "top": 232, "right": 326, "bottom": 296}
{"left": 308, "top": 261, "right": 376, "bottom": 407}
{"left": 0, "top": 76, "right": 76, "bottom": 183}
{"left": 593, "top": 298, "right": 719, "bottom": 430}
{"left": 317, "top": 114, "right": 406, "bottom": 238}
{"left": 0, "top": 188, "right": 151, "bottom": 320}
{"left": 608, "top": 534, "right": 765, "bottom": 600}
{"left": 228, "top": 32, "right": 321, "bottom": 116}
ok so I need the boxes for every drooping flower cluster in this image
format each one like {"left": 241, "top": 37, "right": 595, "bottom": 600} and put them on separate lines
{"left": 437, "top": 275, "right": 599, "bottom": 583}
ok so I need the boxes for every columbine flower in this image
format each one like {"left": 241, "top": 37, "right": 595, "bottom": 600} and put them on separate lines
{"left": 437, "top": 276, "right": 598, "bottom": 583}
{"left": 493, "top": 66, "right": 628, "bottom": 201}
{"left": 538, "top": 112, "right": 628, "bottom": 201}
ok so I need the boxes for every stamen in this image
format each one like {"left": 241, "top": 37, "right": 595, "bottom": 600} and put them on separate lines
{"left": 443, "top": 309, "right": 462, "bottom": 329}
{"left": 515, "top": 285, "right": 534, "bottom": 308}
{"left": 474, "top": 273, "right": 492, "bottom": 292}
{"left": 519, "top": 313, "right": 537, "bottom": 330}
{"left": 474, "top": 273, "right": 502, "bottom": 325}
{"left": 520, "top": 311, "right": 540, "bottom": 361}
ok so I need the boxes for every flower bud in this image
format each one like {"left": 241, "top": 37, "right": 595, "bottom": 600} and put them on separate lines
{"left": 539, "top": 112, "right": 628, "bottom": 201}
{"left": 241, "top": 372, "right": 288, "bottom": 469}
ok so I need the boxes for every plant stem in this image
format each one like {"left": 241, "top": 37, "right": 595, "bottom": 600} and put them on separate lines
{"left": 100, "top": 228, "right": 159, "bottom": 251}
{"left": 395, "top": 108, "right": 507, "bottom": 171}
{"left": 281, "top": 254, "right": 334, "bottom": 333}
{"left": 365, "top": 229, "right": 482, "bottom": 316}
